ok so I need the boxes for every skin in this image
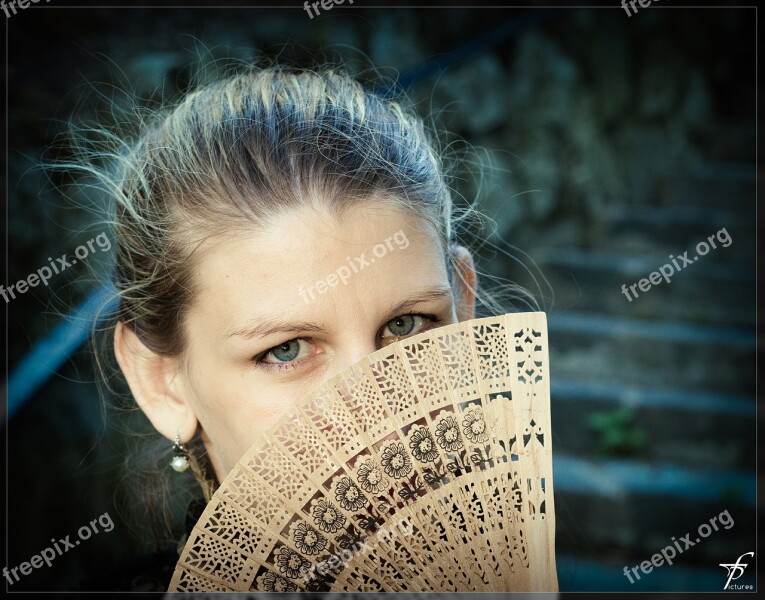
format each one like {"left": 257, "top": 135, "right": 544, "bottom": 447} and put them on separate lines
{"left": 114, "top": 203, "right": 477, "bottom": 482}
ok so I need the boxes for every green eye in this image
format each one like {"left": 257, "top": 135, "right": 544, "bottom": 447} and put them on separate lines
{"left": 386, "top": 315, "right": 417, "bottom": 337}
{"left": 270, "top": 340, "right": 301, "bottom": 362}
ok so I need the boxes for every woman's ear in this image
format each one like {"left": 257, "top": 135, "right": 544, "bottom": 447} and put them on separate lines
{"left": 450, "top": 244, "right": 477, "bottom": 321}
{"left": 114, "top": 321, "right": 198, "bottom": 443}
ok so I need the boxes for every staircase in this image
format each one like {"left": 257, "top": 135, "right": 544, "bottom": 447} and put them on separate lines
{"left": 523, "top": 159, "right": 758, "bottom": 591}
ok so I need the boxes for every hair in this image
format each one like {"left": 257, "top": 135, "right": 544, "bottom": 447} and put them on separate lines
{"left": 50, "top": 60, "right": 542, "bottom": 550}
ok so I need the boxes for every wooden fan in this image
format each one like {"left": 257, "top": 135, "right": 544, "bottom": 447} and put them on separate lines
{"left": 169, "top": 312, "right": 557, "bottom": 592}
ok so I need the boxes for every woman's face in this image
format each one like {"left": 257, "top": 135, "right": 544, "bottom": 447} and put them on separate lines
{"left": 140, "top": 203, "right": 474, "bottom": 481}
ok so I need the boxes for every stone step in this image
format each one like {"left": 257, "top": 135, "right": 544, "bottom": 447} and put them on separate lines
{"left": 661, "top": 161, "right": 756, "bottom": 213}
{"left": 550, "top": 380, "right": 755, "bottom": 470}
{"left": 533, "top": 249, "right": 755, "bottom": 327}
{"left": 590, "top": 204, "right": 755, "bottom": 266}
{"left": 692, "top": 120, "right": 756, "bottom": 163}
{"left": 553, "top": 453, "right": 756, "bottom": 567}
{"left": 548, "top": 312, "right": 756, "bottom": 394}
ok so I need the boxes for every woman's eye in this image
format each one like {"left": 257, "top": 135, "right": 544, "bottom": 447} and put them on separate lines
{"left": 382, "top": 315, "right": 425, "bottom": 339}
{"left": 261, "top": 339, "right": 306, "bottom": 364}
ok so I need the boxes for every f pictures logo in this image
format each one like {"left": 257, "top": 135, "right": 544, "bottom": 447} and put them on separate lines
{"left": 719, "top": 552, "right": 754, "bottom": 591}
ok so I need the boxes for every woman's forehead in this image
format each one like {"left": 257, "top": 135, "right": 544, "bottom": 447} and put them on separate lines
{"left": 185, "top": 204, "right": 449, "bottom": 332}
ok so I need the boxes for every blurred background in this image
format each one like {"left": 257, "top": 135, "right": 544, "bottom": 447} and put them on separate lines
{"left": 3, "top": 0, "right": 758, "bottom": 593}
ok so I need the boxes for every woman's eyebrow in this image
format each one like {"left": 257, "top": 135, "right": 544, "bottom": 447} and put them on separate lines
{"left": 380, "top": 287, "right": 454, "bottom": 323}
{"left": 226, "top": 287, "right": 453, "bottom": 341}
{"left": 226, "top": 319, "right": 325, "bottom": 341}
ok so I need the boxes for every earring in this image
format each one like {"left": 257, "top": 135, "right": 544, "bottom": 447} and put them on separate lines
{"left": 171, "top": 433, "right": 190, "bottom": 473}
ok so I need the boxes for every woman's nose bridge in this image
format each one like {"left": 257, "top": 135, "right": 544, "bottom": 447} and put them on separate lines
{"left": 332, "top": 338, "right": 380, "bottom": 377}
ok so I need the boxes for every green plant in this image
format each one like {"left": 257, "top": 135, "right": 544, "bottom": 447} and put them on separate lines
{"left": 587, "top": 406, "right": 648, "bottom": 458}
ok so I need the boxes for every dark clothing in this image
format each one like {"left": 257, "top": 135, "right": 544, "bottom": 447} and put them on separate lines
{"left": 72, "top": 546, "right": 179, "bottom": 592}
{"left": 73, "top": 498, "right": 206, "bottom": 592}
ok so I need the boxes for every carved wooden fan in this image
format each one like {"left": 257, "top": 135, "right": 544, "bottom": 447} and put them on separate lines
{"left": 169, "top": 312, "right": 557, "bottom": 592}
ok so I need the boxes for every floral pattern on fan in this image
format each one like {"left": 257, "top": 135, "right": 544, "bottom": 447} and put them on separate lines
{"left": 334, "top": 477, "right": 366, "bottom": 511}
{"left": 356, "top": 458, "right": 388, "bottom": 493}
{"left": 380, "top": 441, "right": 413, "bottom": 478}
{"left": 311, "top": 499, "right": 346, "bottom": 533}
{"left": 291, "top": 522, "right": 327, "bottom": 555}
{"left": 258, "top": 571, "right": 298, "bottom": 592}
{"left": 275, "top": 546, "right": 311, "bottom": 579}
{"left": 434, "top": 415, "right": 464, "bottom": 452}
{"left": 462, "top": 406, "right": 489, "bottom": 444}
{"left": 408, "top": 426, "right": 438, "bottom": 463}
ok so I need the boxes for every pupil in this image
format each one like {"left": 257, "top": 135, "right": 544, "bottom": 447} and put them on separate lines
{"left": 389, "top": 315, "right": 415, "bottom": 336}
{"left": 273, "top": 340, "right": 300, "bottom": 362}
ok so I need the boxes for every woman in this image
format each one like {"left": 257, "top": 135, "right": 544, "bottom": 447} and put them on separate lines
{"left": 74, "top": 63, "right": 529, "bottom": 591}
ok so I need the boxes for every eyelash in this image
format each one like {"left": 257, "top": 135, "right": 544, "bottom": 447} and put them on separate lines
{"left": 252, "top": 313, "right": 441, "bottom": 372}
{"left": 255, "top": 354, "right": 305, "bottom": 373}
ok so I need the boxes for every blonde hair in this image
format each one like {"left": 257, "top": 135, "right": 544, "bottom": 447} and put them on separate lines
{"left": 53, "top": 61, "right": 539, "bottom": 548}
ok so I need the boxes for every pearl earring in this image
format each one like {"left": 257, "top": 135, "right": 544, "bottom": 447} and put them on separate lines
{"left": 171, "top": 433, "right": 190, "bottom": 473}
